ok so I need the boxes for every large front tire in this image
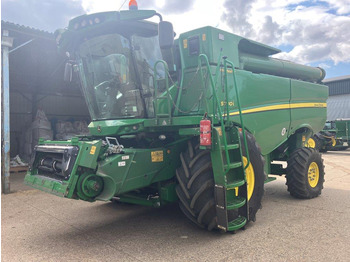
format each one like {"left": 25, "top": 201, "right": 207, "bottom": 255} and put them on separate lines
{"left": 240, "top": 132, "right": 265, "bottom": 222}
{"left": 175, "top": 140, "right": 216, "bottom": 230}
{"left": 176, "top": 133, "right": 265, "bottom": 231}
{"left": 286, "top": 147, "right": 325, "bottom": 199}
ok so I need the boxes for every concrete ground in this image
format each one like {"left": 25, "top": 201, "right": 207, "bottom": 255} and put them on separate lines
{"left": 2, "top": 150, "right": 350, "bottom": 262}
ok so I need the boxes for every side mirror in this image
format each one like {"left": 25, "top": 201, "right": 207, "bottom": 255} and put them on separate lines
{"left": 159, "top": 21, "right": 174, "bottom": 49}
{"left": 64, "top": 62, "right": 73, "bottom": 82}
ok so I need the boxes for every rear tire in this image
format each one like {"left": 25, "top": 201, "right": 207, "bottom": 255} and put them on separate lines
{"left": 286, "top": 147, "right": 325, "bottom": 199}
{"left": 176, "top": 132, "right": 265, "bottom": 230}
{"left": 307, "top": 136, "right": 323, "bottom": 151}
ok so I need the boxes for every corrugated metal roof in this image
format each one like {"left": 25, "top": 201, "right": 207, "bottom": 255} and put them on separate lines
{"left": 1, "top": 20, "right": 53, "bottom": 39}
{"left": 323, "top": 75, "right": 350, "bottom": 83}
{"left": 327, "top": 94, "right": 350, "bottom": 121}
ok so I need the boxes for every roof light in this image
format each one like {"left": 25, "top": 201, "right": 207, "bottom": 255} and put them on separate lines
{"left": 129, "top": 0, "right": 138, "bottom": 10}
{"left": 81, "top": 20, "right": 87, "bottom": 27}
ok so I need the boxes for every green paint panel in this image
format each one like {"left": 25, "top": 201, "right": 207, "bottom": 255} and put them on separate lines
{"left": 178, "top": 26, "right": 278, "bottom": 70}
{"left": 95, "top": 140, "right": 187, "bottom": 201}
{"left": 24, "top": 173, "right": 68, "bottom": 197}
{"left": 89, "top": 119, "right": 145, "bottom": 136}
{"left": 160, "top": 183, "right": 178, "bottom": 203}
{"left": 334, "top": 119, "right": 350, "bottom": 140}
{"left": 78, "top": 140, "right": 102, "bottom": 169}
{"left": 290, "top": 79, "right": 328, "bottom": 135}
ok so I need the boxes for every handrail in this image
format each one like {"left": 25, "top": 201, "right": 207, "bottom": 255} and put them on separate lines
{"left": 154, "top": 60, "right": 171, "bottom": 124}
{"left": 223, "top": 58, "right": 250, "bottom": 169}
{"left": 198, "top": 54, "right": 231, "bottom": 173}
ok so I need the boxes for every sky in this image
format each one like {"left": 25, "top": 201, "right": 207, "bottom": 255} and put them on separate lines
{"left": 2, "top": 0, "right": 350, "bottom": 79}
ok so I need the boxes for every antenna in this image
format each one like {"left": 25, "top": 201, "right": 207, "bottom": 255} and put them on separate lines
{"left": 118, "top": 0, "right": 128, "bottom": 11}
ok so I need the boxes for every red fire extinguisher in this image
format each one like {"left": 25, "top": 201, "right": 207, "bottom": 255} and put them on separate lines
{"left": 200, "top": 113, "right": 212, "bottom": 148}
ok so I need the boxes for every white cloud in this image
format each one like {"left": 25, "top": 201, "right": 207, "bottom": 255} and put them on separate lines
{"left": 221, "top": 0, "right": 350, "bottom": 65}
{"left": 318, "top": 63, "right": 331, "bottom": 69}
{"left": 82, "top": 0, "right": 124, "bottom": 13}
{"left": 80, "top": 0, "right": 350, "bottom": 66}
{"left": 322, "top": 0, "right": 350, "bottom": 15}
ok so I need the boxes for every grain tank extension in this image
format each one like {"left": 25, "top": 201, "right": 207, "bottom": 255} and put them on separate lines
{"left": 25, "top": 2, "right": 328, "bottom": 233}
{"left": 240, "top": 53, "right": 326, "bottom": 82}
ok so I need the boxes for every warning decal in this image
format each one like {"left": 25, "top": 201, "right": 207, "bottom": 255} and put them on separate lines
{"left": 90, "top": 146, "right": 96, "bottom": 155}
{"left": 151, "top": 151, "right": 163, "bottom": 162}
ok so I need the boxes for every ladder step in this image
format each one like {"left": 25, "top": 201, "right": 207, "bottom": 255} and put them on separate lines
{"left": 224, "top": 162, "right": 242, "bottom": 170}
{"left": 221, "top": 144, "right": 239, "bottom": 150}
{"left": 227, "top": 196, "right": 246, "bottom": 210}
{"left": 228, "top": 216, "right": 247, "bottom": 231}
{"left": 157, "top": 114, "right": 171, "bottom": 117}
{"left": 226, "top": 179, "right": 245, "bottom": 189}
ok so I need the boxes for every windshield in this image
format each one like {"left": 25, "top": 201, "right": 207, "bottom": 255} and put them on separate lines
{"left": 77, "top": 33, "right": 163, "bottom": 120}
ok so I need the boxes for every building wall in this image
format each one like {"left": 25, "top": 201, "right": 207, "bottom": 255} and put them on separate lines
{"left": 324, "top": 76, "right": 350, "bottom": 121}
{"left": 3, "top": 22, "right": 90, "bottom": 157}
{"left": 327, "top": 94, "right": 350, "bottom": 120}
{"left": 328, "top": 79, "right": 350, "bottom": 96}
{"left": 10, "top": 91, "right": 90, "bottom": 157}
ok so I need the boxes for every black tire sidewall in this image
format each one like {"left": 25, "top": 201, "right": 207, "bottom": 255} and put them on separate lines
{"left": 305, "top": 151, "right": 324, "bottom": 194}
{"left": 286, "top": 147, "right": 325, "bottom": 199}
{"left": 239, "top": 132, "right": 265, "bottom": 221}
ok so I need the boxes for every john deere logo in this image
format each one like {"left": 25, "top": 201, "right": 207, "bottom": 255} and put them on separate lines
{"left": 97, "top": 126, "right": 102, "bottom": 133}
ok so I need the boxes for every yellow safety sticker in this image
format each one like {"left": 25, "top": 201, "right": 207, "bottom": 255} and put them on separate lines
{"left": 220, "top": 68, "right": 233, "bottom": 73}
{"left": 202, "top": 34, "right": 206, "bottom": 41}
{"left": 302, "top": 135, "right": 306, "bottom": 142}
{"left": 90, "top": 146, "right": 96, "bottom": 155}
{"left": 151, "top": 151, "right": 163, "bottom": 162}
{"left": 216, "top": 127, "right": 222, "bottom": 136}
{"left": 183, "top": 39, "right": 188, "bottom": 49}
{"left": 221, "top": 101, "right": 234, "bottom": 107}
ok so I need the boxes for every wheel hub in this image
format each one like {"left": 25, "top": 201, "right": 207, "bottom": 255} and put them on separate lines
{"left": 307, "top": 138, "right": 316, "bottom": 148}
{"left": 76, "top": 173, "right": 104, "bottom": 200}
{"left": 308, "top": 162, "right": 319, "bottom": 188}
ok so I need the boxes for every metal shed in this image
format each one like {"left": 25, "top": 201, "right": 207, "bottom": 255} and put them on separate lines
{"left": 1, "top": 21, "right": 90, "bottom": 193}
{"left": 323, "top": 75, "right": 350, "bottom": 121}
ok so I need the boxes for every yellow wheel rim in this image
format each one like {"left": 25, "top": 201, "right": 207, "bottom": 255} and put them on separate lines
{"left": 308, "top": 162, "right": 320, "bottom": 188}
{"left": 243, "top": 157, "right": 255, "bottom": 201}
{"left": 307, "top": 138, "right": 316, "bottom": 148}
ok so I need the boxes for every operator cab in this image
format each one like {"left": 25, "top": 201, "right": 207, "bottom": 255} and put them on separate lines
{"left": 57, "top": 5, "right": 174, "bottom": 121}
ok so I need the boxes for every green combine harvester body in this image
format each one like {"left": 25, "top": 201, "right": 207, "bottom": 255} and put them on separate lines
{"left": 25, "top": 7, "right": 328, "bottom": 232}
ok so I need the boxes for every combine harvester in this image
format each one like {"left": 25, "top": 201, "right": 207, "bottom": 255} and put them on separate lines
{"left": 308, "top": 119, "right": 350, "bottom": 152}
{"left": 25, "top": 1, "right": 328, "bottom": 232}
